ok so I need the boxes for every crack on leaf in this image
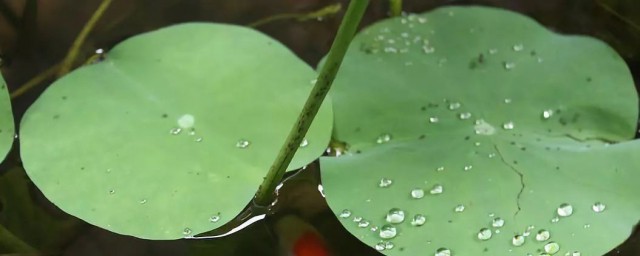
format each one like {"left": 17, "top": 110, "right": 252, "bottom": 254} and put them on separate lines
{"left": 493, "top": 145, "right": 525, "bottom": 217}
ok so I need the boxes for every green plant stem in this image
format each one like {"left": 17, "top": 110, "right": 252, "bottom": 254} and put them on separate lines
{"left": 254, "top": 0, "right": 369, "bottom": 207}
{"left": 389, "top": 0, "right": 402, "bottom": 16}
{"left": 0, "top": 223, "right": 37, "bottom": 253}
{"left": 248, "top": 3, "right": 342, "bottom": 28}
{"left": 58, "top": 0, "right": 112, "bottom": 76}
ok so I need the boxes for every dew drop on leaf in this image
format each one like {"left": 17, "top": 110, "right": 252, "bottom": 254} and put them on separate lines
{"left": 209, "top": 215, "right": 220, "bottom": 223}
{"left": 386, "top": 208, "right": 406, "bottom": 223}
{"left": 458, "top": 112, "right": 472, "bottom": 120}
{"left": 502, "top": 121, "right": 515, "bottom": 130}
{"left": 376, "top": 133, "right": 392, "bottom": 144}
{"left": 477, "top": 228, "right": 492, "bottom": 241}
{"left": 169, "top": 128, "right": 182, "bottom": 135}
{"left": 410, "top": 188, "right": 425, "bottom": 199}
{"left": 542, "top": 109, "right": 554, "bottom": 119}
{"left": 378, "top": 178, "right": 393, "bottom": 188}
{"left": 544, "top": 242, "right": 560, "bottom": 254}
{"left": 182, "top": 228, "right": 192, "bottom": 236}
{"left": 536, "top": 229, "right": 550, "bottom": 241}
{"left": 339, "top": 209, "right": 352, "bottom": 218}
{"left": 512, "top": 43, "right": 524, "bottom": 51}
{"left": 454, "top": 204, "right": 465, "bottom": 212}
{"left": 411, "top": 214, "right": 426, "bottom": 226}
{"left": 503, "top": 62, "right": 516, "bottom": 70}
{"left": 430, "top": 184, "right": 443, "bottom": 194}
{"left": 429, "top": 117, "right": 439, "bottom": 123}
{"left": 492, "top": 217, "right": 505, "bottom": 228}
{"left": 592, "top": 202, "right": 606, "bottom": 213}
{"left": 299, "top": 138, "right": 309, "bottom": 148}
{"left": 236, "top": 139, "right": 250, "bottom": 148}
{"left": 379, "top": 224, "right": 397, "bottom": 239}
{"left": 512, "top": 234, "right": 525, "bottom": 246}
{"left": 448, "top": 102, "right": 461, "bottom": 110}
{"left": 557, "top": 203, "right": 574, "bottom": 217}
{"left": 435, "top": 247, "right": 451, "bottom": 256}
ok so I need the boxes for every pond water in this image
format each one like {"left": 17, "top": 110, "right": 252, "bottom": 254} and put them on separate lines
{"left": 0, "top": 0, "right": 639, "bottom": 255}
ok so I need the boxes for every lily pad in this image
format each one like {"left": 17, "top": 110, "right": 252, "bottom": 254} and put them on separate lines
{"left": 19, "top": 23, "right": 332, "bottom": 239}
{"left": 0, "top": 73, "right": 14, "bottom": 161}
{"left": 321, "top": 6, "right": 639, "bottom": 255}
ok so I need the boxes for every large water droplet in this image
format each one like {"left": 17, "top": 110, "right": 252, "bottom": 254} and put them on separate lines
{"left": 236, "top": 139, "right": 250, "bottom": 148}
{"left": 557, "top": 203, "right": 574, "bottom": 217}
{"left": 502, "top": 121, "right": 515, "bottom": 130}
{"left": 512, "top": 235, "right": 525, "bottom": 246}
{"left": 430, "top": 184, "right": 443, "bottom": 194}
{"left": 544, "top": 242, "right": 560, "bottom": 254}
{"left": 379, "top": 178, "right": 393, "bottom": 188}
{"left": 542, "top": 109, "right": 554, "bottom": 119}
{"left": 411, "top": 188, "right": 425, "bottom": 199}
{"left": 376, "top": 133, "right": 392, "bottom": 144}
{"left": 386, "top": 208, "right": 405, "bottom": 224}
{"left": 375, "top": 241, "right": 385, "bottom": 251}
{"left": 459, "top": 112, "right": 472, "bottom": 120}
{"left": 477, "top": 228, "right": 492, "bottom": 241}
{"left": 454, "top": 204, "right": 465, "bottom": 212}
{"left": 536, "top": 229, "right": 550, "bottom": 241}
{"left": 411, "top": 214, "right": 426, "bottom": 226}
{"left": 592, "top": 202, "right": 606, "bottom": 213}
{"left": 339, "top": 209, "right": 352, "bottom": 218}
{"left": 379, "top": 224, "right": 397, "bottom": 239}
{"left": 492, "top": 217, "right": 505, "bottom": 228}
{"left": 435, "top": 248, "right": 451, "bottom": 256}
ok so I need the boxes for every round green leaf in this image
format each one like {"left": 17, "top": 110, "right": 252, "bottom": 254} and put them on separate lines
{"left": 0, "top": 74, "right": 14, "bottom": 161}
{"left": 19, "top": 23, "right": 332, "bottom": 240}
{"left": 321, "top": 6, "right": 639, "bottom": 255}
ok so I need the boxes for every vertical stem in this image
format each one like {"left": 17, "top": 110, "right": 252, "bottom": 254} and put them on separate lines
{"left": 389, "top": 0, "right": 402, "bottom": 16}
{"left": 58, "top": 0, "right": 113, "bottom": 76}
{"left": 254, "top": 0, "right": 369, "bottom": 207}
{"left": 0, "top": 224, "right": 37, "bottom": 253}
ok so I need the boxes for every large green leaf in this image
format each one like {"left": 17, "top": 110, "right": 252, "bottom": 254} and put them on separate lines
{"left": 321, "top": 6, "right": 639, "bottom": 255}
{"left": 19, "top": 23, "right": 332, "bottom": 240}
{"left": 0, "top": 73, "right": 14, "bottom": 161}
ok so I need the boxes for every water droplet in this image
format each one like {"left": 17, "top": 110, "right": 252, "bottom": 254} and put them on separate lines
{"left": 502, "top": 121, "right": 515, "bottom": 130}
{"left": 299, "top": 138, "right": 309, "bottom": 148}
{"left": 504, "top": 62, "right": 516, "bottom": 70}
{"left": 379, "top": 178, "right": 393, "bottom": 188}
{"left": 169, "top": 128, "right": 182, "bottom": 135}
{"left": 423, "top": 45, "right": 435, "bottom": 54}
{"left": 339, "top": 209, "right": 352, "bottom": 218}
{"left": 463, "top": 165, "right": 472, "bottom": 171}
{"left": 411, "top": 214, "right": 426, "bottom": 226}
{"left": 435, "top": 248, "right": 451, "bottom": 256}
{"left": 477, "top": 228, "right": 492, "bottom": 241}
{"left": 474, "top": 119, "right": 496, "bottom": 135}
{"left": 376, "top": 133, "right": 392, "bottom": 144}
{"left": 183, "top": 228, "right": 192, "bottom": 236}
{"left": 108, "top": 189, "right": 115, "bottom": 195}
{"left": 512, "top": 235, "right": 525, "bottom": 246}
{"left": 551, "top": 217, "right": 560, "bottom": 223}
{"left": 504, "top": 98, "right": 512, "bottom": 104}
{"left": 565, "top": 251, "right": 581, "bottom": 256}
{"left": 370, "top": 225, "right": 379, "bottom": 232}
{"left": 542, "top": 109, "right": 554, "bottom": 119}
{"left": 139, "top": 199, "right": 147, "bottom": 204}
{"left": 418, "top": 17, "right": 427, "bottom": 23}
{"left": 557, "top": 203, "right": 574, "bottom": 217}
{"left": 386, "top": 208, "right": 405, "bottom": 224}
{"left": 429, "top": 117, "right": 439, "bottom": 123}
{"left": 583, "top": 224, "right": 591, "bottom": 228}
{"left": 429, "top": 184, "right": 443, "bottom": 194}
{"left": 194, "top": 137, "right": 203, "bottom": 142}
{"left": 488, "top": 48, "right": 498, "bottom": 54}
{"left": 379, "top": 224, "right": 397, "bottom": 239}
{"left": 448, "top": 102, "right": 461, "bottom": 110}
{"left": 177, "top": 114, "right": 195, "bottom": 129}
{"left": 536, "top": 229, "right": 550, "bottom": 241}
{"left": 310, "top": 79, "right": 317, "bottom": 84}
{"left": 459, "top": 112, "right": 472, "bottom": 120}
{"left": 384, "top": 241, "right": 394, "bottom": 250}
{"left": 544, "top": 242, "right": 560, "bottom": 254}
{"left": 492, "top": 217, "right": 505, "bottom": 228}
{"left": 436, "top": 166, "right": 445, "bottom": 172}
{"left": 375, "top": 241, "right": 385, "bottom": 251}
{"left": 358, "top": 219, "right": 370, "bottom": 228}
{"left": 454, "top": 204, "right": 465, "bottom": 212}
{"left": 236, "top": 139, "right": 250, "bottom": 148}
{"left": 592, "top": 202, "right": 606, "bottom": 213}
{"left": 513, "top": 43, "right": 524, "bottom": 51}
{"left": 411, "top": 188, "right": 425, "bottom": 199}
{"left": 353, "top": 216, "right": 363, "bottom": 222}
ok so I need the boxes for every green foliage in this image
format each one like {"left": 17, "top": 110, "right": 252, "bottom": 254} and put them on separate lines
{"left": 0, "top": 74, "right": 14, "bottom": 161}
{"left": 320, "top": 6, "right": 639, "bottom": 255}
{"left": 19, "top": 23, "right": 332, "bottom": 239}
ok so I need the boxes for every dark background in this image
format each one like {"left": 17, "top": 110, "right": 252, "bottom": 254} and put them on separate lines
{"left": 0, "top": 0, "right": 638, "bottom": 255}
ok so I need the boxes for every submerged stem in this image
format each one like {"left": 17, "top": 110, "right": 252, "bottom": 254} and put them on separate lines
{"left": 58, "top": 0, "right": 112, "bottom": 76}
{"left": 253, "top": 0, "right": 369, "bottom": 207}
{"left": 0, "top": 224, "right": 37, "bottom": 253}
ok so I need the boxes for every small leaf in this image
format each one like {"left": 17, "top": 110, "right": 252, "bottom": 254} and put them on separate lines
{"left": 0, "top": 73, "right": 14, "bottom": 161}
{"left": 19, "top": 23, "right": 332, "bottom": 239}
{"left": 321, "top": 6, "right": 639, "bottom": 255}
